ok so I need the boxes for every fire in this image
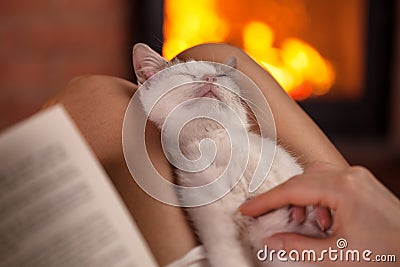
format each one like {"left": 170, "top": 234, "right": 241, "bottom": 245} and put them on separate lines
{"left": 163, "top": 0, "right": 335, "bottom": 100}
{"left": 163, "top": 0, "right": 229, "bottom": 59}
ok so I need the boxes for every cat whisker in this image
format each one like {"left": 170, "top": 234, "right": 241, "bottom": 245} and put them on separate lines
{"left": 238, "top": 95, "right": 274, "bottom": 126}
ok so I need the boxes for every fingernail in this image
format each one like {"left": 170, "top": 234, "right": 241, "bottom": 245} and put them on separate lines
{"left": 317, "top": 219, "right": 325, "bottom": 232}
{"left": 263, "top": 237, "right": 283, "bottom": 250}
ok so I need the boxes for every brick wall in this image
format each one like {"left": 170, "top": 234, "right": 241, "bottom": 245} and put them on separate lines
{"left": 0, "top": 0, "right": 132, "bottom": 130}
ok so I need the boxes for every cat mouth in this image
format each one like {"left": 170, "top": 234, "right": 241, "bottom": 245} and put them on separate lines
{"left": 196, "top": 84, "right": 220, "bottom": 100}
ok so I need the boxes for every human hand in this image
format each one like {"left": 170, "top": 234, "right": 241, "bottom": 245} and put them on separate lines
{"left": 240, "top": 162, "right": 400, "bottom": 266}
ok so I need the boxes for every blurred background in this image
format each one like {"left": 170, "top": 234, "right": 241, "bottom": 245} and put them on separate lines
{"left": 0, "top": 0, "right": 399, "bottom": 195}
{"left": 0, "top": 0, "right": 132, "bottom": 129}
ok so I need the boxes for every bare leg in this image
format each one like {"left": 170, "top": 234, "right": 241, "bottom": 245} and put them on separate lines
{"left": 44, "top": 75, "right": 198, "bottom": 266}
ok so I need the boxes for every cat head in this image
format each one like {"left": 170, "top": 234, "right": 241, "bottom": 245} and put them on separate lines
{"left": 132, "top": 43, "right": 248, "bottom": 129}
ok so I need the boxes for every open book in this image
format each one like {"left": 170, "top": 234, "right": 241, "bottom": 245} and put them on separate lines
{"left": 0, "top": 106, "right": 158, "bottom": 267}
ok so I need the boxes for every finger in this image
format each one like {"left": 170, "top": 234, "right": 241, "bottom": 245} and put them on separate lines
{"left": 239, "top": 173, "right": 339, "bottom": 217}
{"left": 240, "top": 162, "right": 343, "bottom": 217}
{"left": 314, "top": 206, "right": 332, "bottom": 231}
{"left": 290, "top": 206, "right": 305, "bottom": 224}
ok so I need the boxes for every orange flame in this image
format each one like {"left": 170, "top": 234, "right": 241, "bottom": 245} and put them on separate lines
{"left": 163, "top": 0, "right": 335, "bottom": 100}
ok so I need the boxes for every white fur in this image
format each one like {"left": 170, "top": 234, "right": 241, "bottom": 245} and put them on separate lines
{"left": 133, "top": 43, "right": 326, "bottom": 267}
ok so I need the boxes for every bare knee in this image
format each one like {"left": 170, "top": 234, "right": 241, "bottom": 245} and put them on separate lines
{"left": 44, "top": 75, "right": 137, "bottom": 163}
{"left": 45, "top": 75, "right": 136, "bottom": 108}
{"left": 66, "top": 74, "right": 136, "bottom": 101}
{"left": 177, "top": 43, "right": 256, "bottom": 71}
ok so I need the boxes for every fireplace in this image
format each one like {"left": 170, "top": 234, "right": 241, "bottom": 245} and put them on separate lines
{"left": 132, "top": 0, "right": 396, "bottom": 140}
{"left": 131, "top": 0, "right": 399, "bottom": 195}
{"left": 163, "top": 0, "right": 361, "bottom": 102}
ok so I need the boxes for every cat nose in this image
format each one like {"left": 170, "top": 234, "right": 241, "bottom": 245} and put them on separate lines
{"left": 202, "top": 74, "right": 217, "bottom": 82}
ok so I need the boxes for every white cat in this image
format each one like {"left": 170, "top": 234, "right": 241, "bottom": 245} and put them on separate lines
{"left": 132, "top": 43, "right": 327, "bottom": 267}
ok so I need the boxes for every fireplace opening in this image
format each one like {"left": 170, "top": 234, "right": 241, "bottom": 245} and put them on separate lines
{"left": 163, "top": 0, "right": 364, "bottom": 102}
{"left": 132, "top": 0, "right": 396, "bottom": 139}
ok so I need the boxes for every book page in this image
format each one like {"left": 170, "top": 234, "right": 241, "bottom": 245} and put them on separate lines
{"left": 0, "top": 106, "right": 158, "bottom": 267}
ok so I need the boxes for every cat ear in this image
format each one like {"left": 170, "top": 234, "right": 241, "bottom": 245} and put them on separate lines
{"left": 132, "top": 43, "right": 167, "bottom": 84}
{"left": 223, "top": 57, "right": 237, "bottom": 68}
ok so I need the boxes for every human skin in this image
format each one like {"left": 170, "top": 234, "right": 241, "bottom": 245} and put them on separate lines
{"left": 46, "top": 43, "right": 349, "bottom": 265}
{"left": 240, "top": 161, "right": 400, "bottom": 267}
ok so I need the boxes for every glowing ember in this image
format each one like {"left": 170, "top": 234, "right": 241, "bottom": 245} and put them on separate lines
{"left": 163, "top": 0, "right": 335, "bottom": 100}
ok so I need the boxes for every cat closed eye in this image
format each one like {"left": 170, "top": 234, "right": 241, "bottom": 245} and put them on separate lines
{"left": 177, "top": 73, "right": 196, "bottom": 79}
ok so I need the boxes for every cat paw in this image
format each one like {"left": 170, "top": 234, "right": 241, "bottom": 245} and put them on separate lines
{"left": 301, "top": 206, "right": 332, "bottom": 236}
